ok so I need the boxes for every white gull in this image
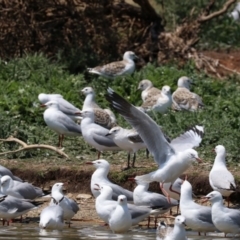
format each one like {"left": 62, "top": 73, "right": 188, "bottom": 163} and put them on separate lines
{"left": 106, "top": 88, "right": 202, "bottom": 201}
{"left": 180, "top": 180, "right": 217, "bottom": 234}
{"left": 108, "top": 195, "right": 132, "bottom": 233}
{"left": 86, "top": 159, "right": 133, "bottom": 201}
{"left": 50, "top": 182, "right": 79, "bottom": 227}
{"left": 209, "top": 145, "right": 236, "bottom": 207}
{"left": 41, "top": 100, "right": 82, "bottom": 148}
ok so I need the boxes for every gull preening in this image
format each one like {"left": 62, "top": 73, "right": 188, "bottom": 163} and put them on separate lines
{"left": 140, "top": 85, "right": 172, "bottom": 113}
{"left": 209, "top": 145, "right": 236, "bottom": 207}
{"left": 106, "top": 126, "right": 146, "bottom": 169}
{"left": 86, "top": 159, "right": 133, "bottom": 201}
{"left": 106, "top": 88, "right": 202, "bottom": 201}
{"left": 80, "top": 110, "right": 121, "bottom": 158}
{"left": 108, "top": 195, "right": 132, "bottom": 233}
{"left": 180, "top": 180, "right": 217, "bottom": 234}
{"left": 138, "top": 79, "right": 162, "bottom": 102}
{"left": 156, "top": 215, "right": 188, "bottom": 240}
{"left": 87, "top": 51, "right": 138, "bottom": 79}
{"left": 172, "top": 76, "right": 204, "bottom": 111}
{"left": 50, "top": 182, "right": 79, "bottom": 227}
{"left": 38, "top": 93, "right": 81, "bottom": 121}
{"left": 205, "top": 191, "right": 240, "bottom": 236}
{"left": 41, "top": 100, "right": 82, "bottom": 147}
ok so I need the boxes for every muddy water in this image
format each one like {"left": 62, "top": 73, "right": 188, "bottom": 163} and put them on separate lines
{"left": 0, "top": 224, "right": 238, "bottom": 240}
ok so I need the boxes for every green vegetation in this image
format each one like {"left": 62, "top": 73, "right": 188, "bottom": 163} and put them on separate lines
{"left": 0, "top": 54, "right": 239, "bottom": 167}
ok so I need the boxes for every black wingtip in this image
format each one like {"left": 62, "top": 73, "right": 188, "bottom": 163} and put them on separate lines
{"left": 186, "top": 125, "right": 204, "bottom": 138}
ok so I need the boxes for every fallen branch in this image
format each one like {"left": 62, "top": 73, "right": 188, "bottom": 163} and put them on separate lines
{"left": 0, "top": 137, "right": 69, "bottom": 159}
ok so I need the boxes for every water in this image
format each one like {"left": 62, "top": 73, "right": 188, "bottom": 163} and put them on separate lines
{"left": 0, "top": 223, "right": 239, "bottom": 240}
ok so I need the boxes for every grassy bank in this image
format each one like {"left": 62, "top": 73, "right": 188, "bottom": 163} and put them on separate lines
{"left": 0, "top": 54, "right": 239, "bottom": 172}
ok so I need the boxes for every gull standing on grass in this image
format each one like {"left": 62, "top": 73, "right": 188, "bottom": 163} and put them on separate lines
{"left": 106, "top": 126, "right": 146, "bottom": 169}
{"left": 0, "top": 195, "right": 42, "bottom": 225}
{"left": 172, "top": 76, "right": 204, "bottom": 111}
{"left": 87, "top": 51, "right": 138, "bottom": 79}
{"left": 106, "top": 88, "right": 202, "bottom": 202}
{"left": 108, "top": 195, "right": 132, "bottom": 233}
{"left": 38, "top": 93, "right": 81, "bottom": 121}
{"left": 41, "top": 100, "right": 82, "bottom": 148}
{"left": 86, "top": 159, "right": 133, "bottom": 201}
{"left": 137, "top": 79, "right": 161, "bottom": 102}
{"left": 39, "top": 202, "right": 64, "bottom": 230}
{"left": 50, "top": 182, "right": 79, "bottom": 227}
{"left": 81, "top": 87, "right": 117, "bottom": 129}
{"left": 0, "top": 175, "right": 47, "bottom": 200}
{"left": 156, "top": 215, "right": 188, "bottom": 240}
{"left": 133, "top": 180, "right": 178, "bottom": 227}
{"left": 204, "top": 191, "right": 240, "bottom": 236}
{"left": 80, "top": 110, "right": 121, "bottom": 159}
{"left": 209, "top": 145, "right": 236, "bottom": 207}
{"left": 140, "top": 85, "right": 172, "bottom": 113}
{"left": 180, "top": 180, "right": 217, "bottom": 235}
{"left": 94, "top": 185, "right": 163, "bottom": 226}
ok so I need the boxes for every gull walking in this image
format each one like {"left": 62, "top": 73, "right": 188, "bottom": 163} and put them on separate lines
{"left": 80, "top": 110, "right": 121, "bottom": 158}
{"left": 106, "top": 126, "right": 146, "bottom": 169}
{"left": 38, "top": 93, "right": 81, "bottom": 121}
{"left": 0, "top": 175, "right": 47, "bottom": 200}
{"left": 140, "top": 86, "right": 172, "bottom": 113}
{"left": 106, "top": 88, "right": 202, "bottom": 202}
{"left": 87, "top": 51, "right": 138, "bottom": 79}
{"left": 172, "top": 76, "right": 204, "bottom": 111}
{"left": 180, "top": 180, "right": 217, "bottom": 234}
{"left": 109, "top": 195, "right": 132, "bottom": 233}
{"left": 209, "top": 145, "right": 236, "bottom": 207}
{"left": 156, "top": 215, "right": 188, "bottom": 240}
{"left": 86, "top": 159, "right": 133, "bottom": 201}
{"left": 205, "top": 191, "right": 240, "bottom": 236}
{"left": 50, "top": 183, "right": 79, "bottom": 227}
{"left": 39, "top": 204, "right": 64, "bottom": 230}
{"left": 137, "top": 79, "right": 161, "bottom": 102}
{"left": 95, "top": 185, "right": 163, "bottom": 226}
{"left": 41, "top": 100, "right": 82, "bottom": 147}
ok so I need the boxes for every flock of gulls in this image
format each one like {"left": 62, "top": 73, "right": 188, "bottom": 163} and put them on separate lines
{"left": 0, "top": 51, "right": 238, "bottom": 239}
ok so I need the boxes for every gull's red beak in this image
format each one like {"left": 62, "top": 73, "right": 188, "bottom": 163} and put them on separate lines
{"left": 40, "top": 104, "right": 46, "bottom": 108}
{"left": 85, "top": 162, "right": 94, "bottom": 165}
{"left": 75, "top": 111, "right": 82, "bottom": 116}
{"left": 196, "top": 157, "right": 203, "bottom": 163}
{"left": 212, "top": 148, "right": 216, "bottom": 153}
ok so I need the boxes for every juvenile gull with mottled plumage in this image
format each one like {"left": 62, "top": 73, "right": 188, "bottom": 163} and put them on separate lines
{"left": 87, "top": 51, "right": 138, "bottom": 79}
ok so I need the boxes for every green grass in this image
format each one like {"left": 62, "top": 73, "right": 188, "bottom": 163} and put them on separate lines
{"left": 0, "top": 54, "right": 239, "bottom": 167}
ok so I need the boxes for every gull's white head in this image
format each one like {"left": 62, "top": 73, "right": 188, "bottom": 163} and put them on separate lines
{"left": 180, "top": 180, "right": 192, "bottom": 196}
{"left": 182, "top": 149, "right": 202, "bottom": 164}
{"left": 214, "top": 145, "right": 226, "bottom": 156}
{"left": 0, "top": 175, "right": 12, "bottom": 192}
{"left": 80, "top": 109, "right": 95, "bottom": 119}
{"left": 41, "top": 100, "right": 59, "bottom": 109}
{"left": 161, "top": 85, "right": 171, "bottom": 96}
{"left": 175, "top": 215, "right": 186, "bottom": 227}
{"left": 138, "top": 79, "right": 153, "bottom": 91}
{"left": 95, "top": 185, "right": 113, "bottom": 200}
{"left": 204, "top": 191, "right": 223, "bottom": 204}
{"left": 177, "top": 76, "right": 193, "bottom": 89}
{"left": 123, "top": 51, "right": 138, "bottom": 61}
{"left": 106, "top": 126, "right": 122, "bottom": 137}
{"left": 117, "top": 195, "right": 127, "bottom": 205}
{"left": 86, "top": 159, "right": 110, "bottom": 171}
{"left": 135, "top": 180, "right": 149, "bottom": 190}
{"left": 51, "top": 182, "right": 64, "bottom": 194}
{"left": 81, "top": 87, "right": 95, "bottom": 96}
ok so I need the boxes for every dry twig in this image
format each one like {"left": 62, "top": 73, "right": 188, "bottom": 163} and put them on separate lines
{"left": 0, "top": 137, "right": 69, "bottom": 159}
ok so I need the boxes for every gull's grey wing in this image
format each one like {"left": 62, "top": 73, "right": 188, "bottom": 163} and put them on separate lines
{"left": 106, "top": 88, "right": 175, "bottom": 167}
{"left": 210, "top": 169, "right": 236, "bottom": 190}
{"left": 108, "top": 183, "right": 133, "bottom": 201}
{"left": 57, "top": 98, "right": 80, "bottom": 112}
{"left": 147, "top": 193, "right": 178, "bottom": 208}
{"left": 12, "top": 183, "right": 43, "bottom": 199}
{"left": 170, "top": 125, "right": 204, "bottom": 152}
{"left": 197, "top": 207, "right": 215, "bottom": 224}
{"left": 58, "top": 115, "right": 82, "bottom": 134}
{"left": 68, "top": 198, "right": 80, "bottom": 213}
{"left": 93, "top": 133, "right": 119, "bottom": 147}
{"left": 226, "top": 209, "right": 240, "bottom": 227}
{"left": 127, "top": 131, "right": 143, "bottom": 143}
{"left": 128, "top": 204, "right": 150, "bottom": 219}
